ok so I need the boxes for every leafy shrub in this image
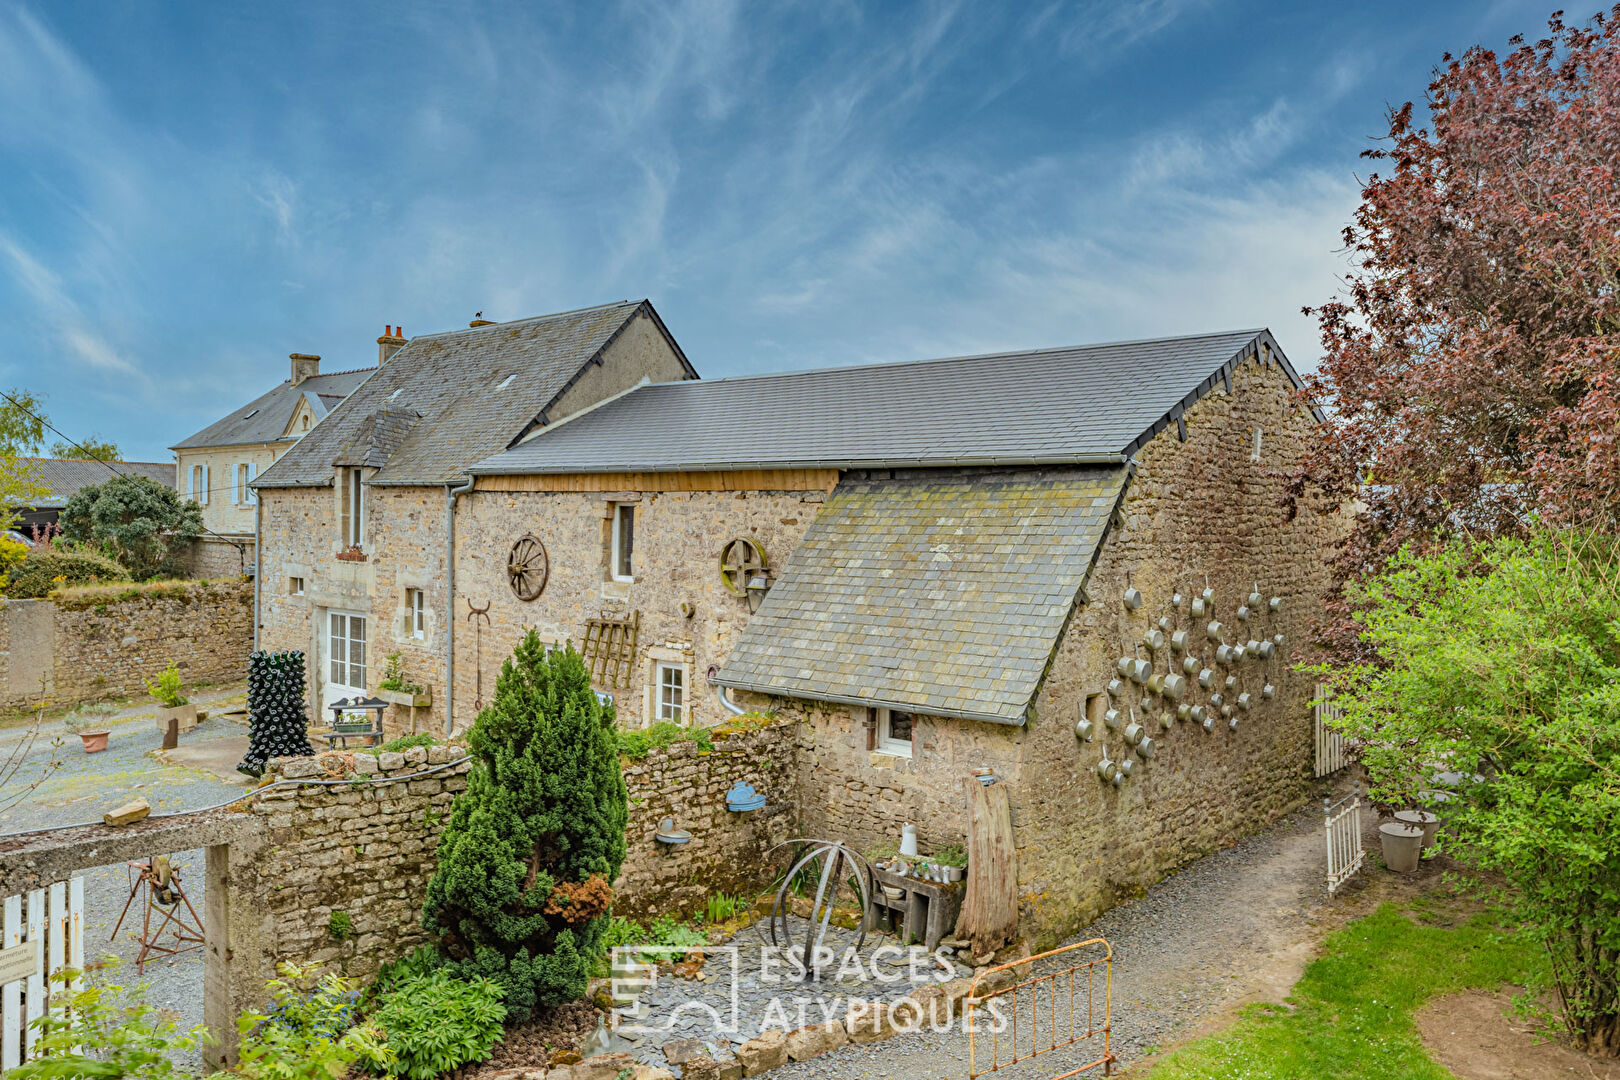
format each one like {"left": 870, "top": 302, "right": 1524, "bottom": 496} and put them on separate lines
{"left": 645, "top": 916, "right": 708, "bottom": 952}
{"left": 423, "top": 636, "right": 627, "bottom": 1022}
{"left": 373, "top": 945, "right": 445, "bottom": 1001}
{"left": 599, "top": 914, "right": 645, "bottom": 951}
{"left": 63, "top": 701, "right": 118, "bottom": 734}
{"left": 145, "top": 661, "right": 188, "bottom": 707}
{"left": 1323, "top": 529, "right": 1620, "bottom": 1053}
{"left": 59, "top": 472, "right": 202, "bottom": 580}
{"left": 236, "top": 963, "right": 390, "bottom": 1080}
{"left": 0, "top": 533, "right": 26, "bottom": 590}
{"left": 9, "top": 965, "right": 207, "bottom": 1079}
{"left": 5, "top": 549, "right": 127, "bottom": 598}
{"left": 380, "top": 733, "right": 436, "bottom": 754}
{"left": 379, "top": 652, "right": 424, "bottom": 695}
{"left": 371, "top": 971, "right": 506, "bottom": 1080}
{"left": 616, "top": 720, "right": 714, "bottom": 759}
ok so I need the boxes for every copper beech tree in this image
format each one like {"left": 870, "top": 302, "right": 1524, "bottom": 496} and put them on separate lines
{"left": 1293, "top": 7, "right": 1620, "bottom": 658}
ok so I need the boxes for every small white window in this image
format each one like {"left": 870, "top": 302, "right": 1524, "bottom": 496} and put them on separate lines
{"left": 289, "top": 576, "right": 305, "bottom": 596}
{"left": 610, "top": 503, "right": 635, "bottom": 582}
{"left": 340, "top": 469, "right": 365, "bottom": 547}
{"left": 406, "top": 588, "right": 425, "bottom": 639}
{"left": 236, "top": 463, "right": 257, "bottom": 505}
{"left": 497, "top": 373, "right": 517, "bottom": 390}
{"left": 876, "top": 708, "right": 914, "bottom": 758}
{"left": 655, "top": 662, "right": 685, "bottom": 724}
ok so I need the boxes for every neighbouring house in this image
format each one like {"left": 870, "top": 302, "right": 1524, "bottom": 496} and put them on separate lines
{"left": 251, "top": 301, "right": 697, "bottom": 727}
{"left": 10, "top": 458, "right": 176, "bottom": 532}
{"left": 170, "top": 341, "right": 390, "bottom": 577}
{"left": 453, "top": 329, "right": 1342, "bottom": 944}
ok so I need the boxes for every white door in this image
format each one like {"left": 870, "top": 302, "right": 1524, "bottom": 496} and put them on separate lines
{"left": 324, "top": 611, "right": 368, "bottom": 709}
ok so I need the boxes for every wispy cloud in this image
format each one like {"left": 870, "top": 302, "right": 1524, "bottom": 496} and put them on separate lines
{"left": 0, "top": 231, "right": 140, "bottom": 377}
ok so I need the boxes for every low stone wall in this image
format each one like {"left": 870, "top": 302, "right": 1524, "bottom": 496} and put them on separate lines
{"left": 0, "top": 580, "right": 253, "bottom": 710}
{"left": 616, "top": 717, "right": 801, "bottom": 919}
{"left": 181, "top": 536, "right": 254, "bottom": 580}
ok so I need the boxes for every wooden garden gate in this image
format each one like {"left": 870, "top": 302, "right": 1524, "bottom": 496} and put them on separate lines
{"left": 1313, "top": 683, "right": 1348, "bottom": 777}
{"left": 965, "top": 938, "right": 1115, "bottom": 1077}
{"left": 1, "top": 877, "right": 84, "bottom": 1068}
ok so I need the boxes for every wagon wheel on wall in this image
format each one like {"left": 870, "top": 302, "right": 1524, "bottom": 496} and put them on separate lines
{"left": 718, "top": 537, "right": 768, "bottom": 595}
{"left": 507, "top": 533, "right": 549, "bottom": 601}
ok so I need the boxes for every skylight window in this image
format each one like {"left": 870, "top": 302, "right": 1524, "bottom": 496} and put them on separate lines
{"left": 243, "top": 408, "right": 259, "bottom": 419}
{"left": 497, "top": 374, "right": 517, "bottom": 390}
{"left": 388, "top": 388, "right": 403, "bottom": 401}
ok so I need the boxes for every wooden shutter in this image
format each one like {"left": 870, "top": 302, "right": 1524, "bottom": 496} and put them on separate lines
{"left": 864, "top": 707, "right": 877, "bottom": 751}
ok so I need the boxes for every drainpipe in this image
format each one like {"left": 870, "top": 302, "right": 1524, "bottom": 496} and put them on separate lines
{"left": 443, "top": 476, "right": 476, "bottom": 736}
{"left": 252, "top": 498, "right": 262, "bottom": 651}
{"left": 707, "top": 664, "right": 747, "bottom": 716}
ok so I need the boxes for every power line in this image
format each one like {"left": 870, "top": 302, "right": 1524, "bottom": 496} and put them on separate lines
{"left": 0, "top": 388, "right": 251, "bottom": 558}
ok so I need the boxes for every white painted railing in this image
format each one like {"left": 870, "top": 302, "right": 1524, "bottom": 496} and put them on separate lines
{"left": 2, "top": 878, "right": 84, "bottom": 1069}
{"left": 1314, "top": 682, "right": 1348, "bottom": 777}
{"left": 1324, "top": 787, "right": 1365, "bottom": 895}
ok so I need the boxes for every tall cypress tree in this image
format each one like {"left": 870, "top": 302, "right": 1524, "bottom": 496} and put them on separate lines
{"left": 423, "top": 633, "right": 628, "bottom": 1020}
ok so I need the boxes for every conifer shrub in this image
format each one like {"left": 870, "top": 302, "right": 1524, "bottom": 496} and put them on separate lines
{"left": 422, "top": 634, "right": 627, "bottom": 1021}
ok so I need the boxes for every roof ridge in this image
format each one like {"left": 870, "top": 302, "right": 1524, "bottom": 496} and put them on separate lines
{"left": 20, "top": 457, "right": 172, "bottom": 466}
{"left": 630, "top": 328, "right": 1268, "bottom": 391}
{"left": 399, "top": 300, "right": 643, "bottom": 343}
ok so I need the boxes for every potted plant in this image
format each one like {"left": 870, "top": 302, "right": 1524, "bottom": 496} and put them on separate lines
{"left": 64, "top": 702, "right": 116, "bottom": 753}
{"left": 145, "top": 661, "right": 197, "bottom": 737}
{"left": 333, "top": 710, "right": 375, "bottom": 735}
{"left": 377, "top": 652, "right": 431, "bottom": 708}
{"left": 936, "top": 844, "right": 968, "bottom": 883}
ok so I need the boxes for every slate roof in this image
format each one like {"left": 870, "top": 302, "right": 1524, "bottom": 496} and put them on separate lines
{"left": 717, "top": 466, "right": 1130, "bottom": 725}
{"left": 19, "top": 459, "right": 176, "bottom": 509}
{"left": 171, "top": 367, "right": 376, "bottom": 450}
{"left": 255, "top": 301, "right": 695, "bottom": 488}
{"left": 475, "top": 328, "right": 1309, "bottom": 476}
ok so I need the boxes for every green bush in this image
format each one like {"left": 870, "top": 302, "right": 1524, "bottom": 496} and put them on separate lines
{"left": 616, "top": 720, "right": 714, "bottom": 759}
{"left": 380, "top": 733, "right": 436, "bottom": 754}
{"left": 59, "top": 472, "right": 202, "bottom": 580}
{"left": 9, "top": 965, "right": 207, "bottom": 1080}
{"left": 1322, "top": 528, "right": 1620, "bottom": 1053}
{"left": 373, "top": 945, "right": 445, "bottom": 1002}
{"left": 5, "top": 549, "right": 128, "bottom": 598}
{"left": 235, "top": 963, "right": 390, "bottom": 1080}
{"left": 372, "top": 971, "right": 506, "bottom": 1080}
{"left": 145, "top": 661, "right": 188, "bottom": 708}
{"left": 422, "top": 635, "right": 627, "bottom": 1022}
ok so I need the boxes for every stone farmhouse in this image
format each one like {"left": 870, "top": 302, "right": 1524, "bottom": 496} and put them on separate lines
{"left": 171, "top": 347, "right": 384, "bottom": 576}
{"left": 250, "top": 301, "right": 696, "bottom": 720}
{"left": 452, "top": 329, "right": 1339, "bottom": 942}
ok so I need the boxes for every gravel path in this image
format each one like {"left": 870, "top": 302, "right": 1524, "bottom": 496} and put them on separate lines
{"left": 1, "top": 684, "right": 252, "bottom": 1074}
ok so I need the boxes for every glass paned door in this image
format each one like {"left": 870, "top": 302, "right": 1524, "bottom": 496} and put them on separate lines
{"left": 326, "top": 612, "right": 367, "bottom": 702}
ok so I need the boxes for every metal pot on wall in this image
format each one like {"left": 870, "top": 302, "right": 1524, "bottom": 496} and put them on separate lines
{"left": 1162, "top": 673, "right": 1187, "bottom": 700}
{"left": 1170, "top": 629, "right": 1191, "bottom": 653}
{"left": 1182, "top": 655, "right": 1202, "bottom": 676}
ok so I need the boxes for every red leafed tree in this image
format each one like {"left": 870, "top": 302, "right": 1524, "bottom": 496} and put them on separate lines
{"left": 1295, "top": 6, "right": 1620, "bottom": 658}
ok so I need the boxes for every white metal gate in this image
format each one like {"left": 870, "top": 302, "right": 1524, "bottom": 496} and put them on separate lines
{"left": 1314, "top": 682, "right": 1348, "bottom": 777}
{"left": 1324, "top": 787, "right": 1365, "bottom": 895}
{"left": 2, "top": 878, "right": 85, "bottom": 1068}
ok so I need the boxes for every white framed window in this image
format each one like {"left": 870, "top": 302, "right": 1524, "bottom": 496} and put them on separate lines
{"left": 289, "top": 576, "right": 305, "bottom": 596}
{"left": 328, "top": 611, "right": 367, "bottom": 691}
{"left": 340, "top": 469, "right": 365, "bottom": 547}
{"left": 654, "top": 662, "right": 686, "bottom": 724}
{"left": 236, "top": 462, "right": 257, "bottom": 504}
{"left": 610, "top": 503, "right": 635, "bottom": 582}
{"left": 876, "top": 708, "right": 914, "bottom": 758}
{"left": 406, "top": 588, "right": 425, "bottom": 639}
{"left": 188, "top": 464, "right": 209, "bottom": 506}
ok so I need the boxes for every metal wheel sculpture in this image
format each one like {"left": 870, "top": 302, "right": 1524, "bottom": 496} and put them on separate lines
{"left": 718, "top": 537, "right": 768, "bottom": 595}
{"left": 507, "top": 533, "right": 549, "bottom": 601}
{"left": 766, "top": 839, "right": 874, "bottom": 981}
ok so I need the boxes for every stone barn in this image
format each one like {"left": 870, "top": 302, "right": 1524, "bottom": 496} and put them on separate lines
{"left": 453, "top": 328, "right": 1341, "bottom": 945}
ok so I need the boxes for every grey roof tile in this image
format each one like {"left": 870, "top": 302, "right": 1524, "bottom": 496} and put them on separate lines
{"left": 718, "top": 466, "right": 1128, "bottom": 725}
{"left": 171, "top": 367, "right": 375, "bottom": 450}
{"left": 474, "top": 329, "right": 1302, "bottom": 475}
{"left": 18, "top": 458, "right": 176, "bottom": 509}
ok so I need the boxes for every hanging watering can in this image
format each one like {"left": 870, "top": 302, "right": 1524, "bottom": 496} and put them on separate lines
{"left": 1205, "top": 620, "right": 1224, "bottom": 642}
{"left": 1170, "top": 629, "right": 1190, "bottom": 653}
{"left": 1123, "top": 588, "right": 1143, "bottom": 611}
{"left": 1075, "top": 718, "right": 1095, "bottom": 742}
{"left": 1162, "top": 673, "right": 1187, "bottom": 700}
{"left": 1136, "top": 736, "right": 1156, "bottom": 759}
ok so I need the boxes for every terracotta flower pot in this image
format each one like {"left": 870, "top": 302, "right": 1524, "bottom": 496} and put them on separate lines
{"left": 1379, "top": 822, "right": 1425, "bottom": 873}
{"left": 78, "top": 730, "right": 110, "bottom": 753}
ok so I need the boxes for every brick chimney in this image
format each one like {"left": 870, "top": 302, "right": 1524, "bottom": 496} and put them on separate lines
{"left": 377, "top": 325, "right": 407, "bottom": 365}
{"left": 290, "top": 353, "right": 320, "bottom": 385}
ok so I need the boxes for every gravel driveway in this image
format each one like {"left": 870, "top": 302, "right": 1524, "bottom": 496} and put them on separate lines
{"left": 1, "top": 684, "right": 253, "bottom": 1073}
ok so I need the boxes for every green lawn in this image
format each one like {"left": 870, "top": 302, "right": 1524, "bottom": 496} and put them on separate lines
{"left": 1142, "top": 894, "right": 1546, "bottom": 1079}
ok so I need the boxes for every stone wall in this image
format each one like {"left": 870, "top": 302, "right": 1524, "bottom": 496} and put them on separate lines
{"left": 616, "top": 716, "right": 801, "bottom": 919}
{"left": 0, "top": 580, "right": 253, "bottom": 709}
{"left": 181, "top": 535, "right": 254, "bottom": 580}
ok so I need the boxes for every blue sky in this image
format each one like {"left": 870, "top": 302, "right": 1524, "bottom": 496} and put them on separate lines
{"left": 0, "top": 0, "right": 1568, "bottom": 462}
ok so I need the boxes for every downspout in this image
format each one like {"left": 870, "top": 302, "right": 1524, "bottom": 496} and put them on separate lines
{"left": 252, "top": 497, "right": 262, "bottom": 651}
{"left": 707, "top": 665, "right": 747, "bottom": 716}
{"left": 444, "top": 476, "right": 476, "bottom": 736}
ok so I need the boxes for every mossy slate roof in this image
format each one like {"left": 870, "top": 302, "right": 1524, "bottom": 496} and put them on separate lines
{"left": 717, "top": 466, "right": 1129, "bottom": 725}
